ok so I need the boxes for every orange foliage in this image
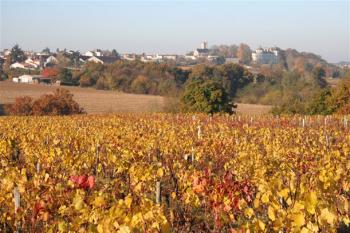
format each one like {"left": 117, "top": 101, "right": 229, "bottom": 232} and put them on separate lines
{"left": 5, "top": 96, "right": 33, "bottom": 116}
{"left": 41, "top": 67, "right": 59, "bottom": 78}
{"left": 5, "top": 89, "right": 84, "bottom": 116}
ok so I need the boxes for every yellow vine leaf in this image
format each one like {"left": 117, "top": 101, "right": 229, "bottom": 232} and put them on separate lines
{"left": 268, "top": 206, "right": 276, "bottom": 221}
{"left": 261, "top": 193, "right": 269, "bottom": 204}
{"left": 157, "top": 168, "right": 164, "bottom": 177}
{"left": 291, "top": 213, "right": 305, "bottom": 227}
{"left": 300, "top": 227, "right": 310, "bottom": 233}
{"left": 320, "top": 208, "right": 335, "bottom": 226}
{"left": 305, "top": 191, "right": 317, "bottom": 214}
{"left": 124, "top": 195, "right": 133, "bottom": 209}
{"left": 117, "top": 225, "right": 131, "bottom": 233}
{"left": 258, "top": 220, "right": 265, "bottom": 230}
{"left": 244, "top": 208, "right": 254, "bottom": 219}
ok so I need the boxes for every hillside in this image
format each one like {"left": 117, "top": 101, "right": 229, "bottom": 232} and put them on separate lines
{"left": 0, "top": 82, "right": 165, "bottom": 114}
{"left": 0, "top": 81, "right": 272, "bottom": 115}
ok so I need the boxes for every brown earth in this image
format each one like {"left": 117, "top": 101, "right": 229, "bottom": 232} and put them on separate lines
{"left": 0, "top": 81, "right": 271, "bottom": 115}
{"left": 0, "top": 81, "right": 164, "bottom": 114}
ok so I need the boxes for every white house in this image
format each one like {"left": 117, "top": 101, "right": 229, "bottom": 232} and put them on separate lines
{"left": 45, "top": 56, "right": 58, "bottom": 65}
{"left": 95, "top": 51, "right": 102, "bottom": 57}
{"left": 25, "top": 58, "right": 40, "bottom": 68}
{"left": 84, "top": 51, "right": 95, "bottom": 57}
{"left": 252, "top": 47, "right": 279, "bottom": 64}
{"left": 87, "top": 56, "right": 118, "bottom": 64}
{"left": 17, "top": 75, "right": 37, "bottom": 83}
{"left": 185, "top": 55, "right": 197, "bottom": 60}
{"left": 16, "top": 75, "right": 49, "bottom": 84}
{"left": 87, "top": 56, "right": 104, "bottom": 64}
{"left": 162, "top": 55, "right": 177, "bottom": 60}
{"left": 84, "top": 50, "right": 102, "bottom": 57}
{"left": 10, "top": 62, "right": 26, "bottom": 69}
{"left": 122, "top": 53, "right": 136, "bottom": 61}
{"left": 3, "top": 49, "right": 11, "bottom": 56}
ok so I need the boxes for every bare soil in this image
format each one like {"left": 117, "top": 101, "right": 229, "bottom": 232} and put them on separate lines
{"left": 0, "top": 81, "right": 164, "bottom": 114}
{"left": 0, "top": 81, "right": 272, "bottom": 115}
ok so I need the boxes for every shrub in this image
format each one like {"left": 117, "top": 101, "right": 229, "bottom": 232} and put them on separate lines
{"left": 306, "top": 77, "right": 350, "bottom": 115}
{"left": 5, "top": 89, "right": 84, "bottom": 116}
{"left": 181, "top": 79, "right": 234, "bottom": 114}
{"left": 5, "top": 96, "right": 33, "bottom": 116}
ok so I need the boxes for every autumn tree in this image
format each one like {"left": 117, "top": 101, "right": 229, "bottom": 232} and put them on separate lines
{"left": 237, "top": 43, "right": 252, "bottom": 65}
{"left": 41, "top": 67, "right": 59, "bottom": 78}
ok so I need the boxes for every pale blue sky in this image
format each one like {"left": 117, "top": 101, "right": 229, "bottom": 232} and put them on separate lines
{"left": 0, "top": 0, "right": 349, "bottom": 62}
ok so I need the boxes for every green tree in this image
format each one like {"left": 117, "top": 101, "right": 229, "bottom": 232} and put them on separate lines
{"left": 306, "top": 77, "right": 350, "bottom": 115}
{"left": 181, "top": 79, "right": 234, "bottom": 114}
{"left": 311, "top": 67, "right": 327, "bottom": 88}
{"left": 67, "top": 51, "right": 81, "bottom": 67}
{"left": 111, "top": 49, "right": 120, "bottom": 58}
{"left": 214, "top": 56, "right": 226, "bottom": 65}
{"left": 306, "top": 89, "right": 332, "bottom": 115}
{"left": 10, "top": 44, "right": 26, "bottom": 63}
{"left": 42, "top": 47, "right": 51, "bottom": 54}
{"left": 58, "top": 68, "right": 73, "bottom": 84}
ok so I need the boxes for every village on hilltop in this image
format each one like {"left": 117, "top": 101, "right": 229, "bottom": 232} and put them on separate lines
{"left": 0, "top": 41, "right": 344, "bottom": 85}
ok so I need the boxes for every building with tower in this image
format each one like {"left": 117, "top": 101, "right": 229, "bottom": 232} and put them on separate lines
{"left": 194, "top": 41, "right": 210, "bottom": 58}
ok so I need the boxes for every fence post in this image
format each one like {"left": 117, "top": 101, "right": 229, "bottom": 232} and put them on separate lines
{"left": 13, "top": 186, "right": 21, "bottom": 232}
{"left": 156, "top": 181, "right": 161, "bottom": 204}
{"left": 191, "top": 147, "right": 195, "bottom": 162}
{"left": 36, "top": 161, "right": 41, "bottom": 173}
{"left": 325, "top": 134, "right": 330, "bottom": 148}
{"left": 12, "top": 148, "right": 19, "bottom": 162}
{"left": 13, "top": 187, "right": 20, "bottom": 214}
{"left": 95, "top": 143, "right": 100, "bottom": 176}
{"left": 45, "top": 135, "right": 49, "bottom": 145}
{"left": 197, "top": 125, "right": 202, "bottom": 140}
{"left": 344, "top": 116, "right": 348, "bottom": 128}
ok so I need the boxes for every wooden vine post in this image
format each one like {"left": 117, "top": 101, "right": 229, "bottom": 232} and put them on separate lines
{"left": 344, "top": 116, "right": 348, "bottom": 129}
{"left": 156, "top": 181, "right": 161, "bottom": 204}
{"left": 197, "top": 125, "right": 202, "bottom": 140}
{"left": 13, "top": 187, "right": 21, "bottom": 232}
{"left": 95, "top": 143, "right": 100, "bottom": 177}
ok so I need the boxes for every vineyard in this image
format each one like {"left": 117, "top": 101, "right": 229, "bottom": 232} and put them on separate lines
{"left": 0, "top": 114, "right": 349, "bottom": 232}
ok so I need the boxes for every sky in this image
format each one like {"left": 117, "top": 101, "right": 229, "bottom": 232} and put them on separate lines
{"left": 0, "top": 0, "right": 349, "bottom": 63}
